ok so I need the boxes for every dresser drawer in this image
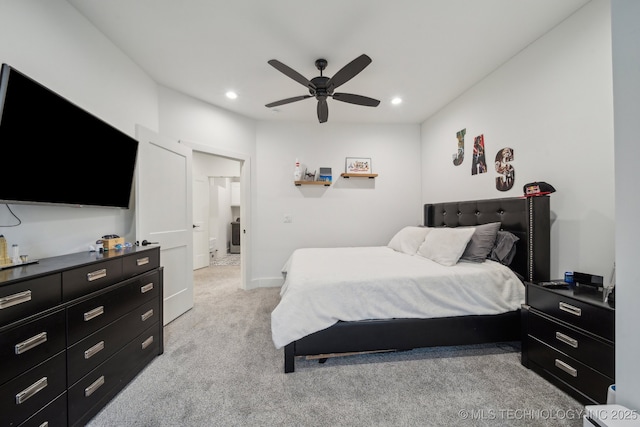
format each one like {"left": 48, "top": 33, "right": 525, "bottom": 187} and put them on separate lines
{"left": 528, "top": 311, "right": 614, "bottom": 378}
{"left": 527, "top": 286, "right": 614, "bottom": 341}
{"left": 0, "top": 310, "right": 66, "bottom": 386}
{"left": 68, "top": 323, "right": 160, "bottom": 425}
{"left": 66, "top": 270, "right": 160, "bottom": 345}
{"left": 527, "top": 337, "right": 612, "bottom": 403}
{"left": 18, "top": 391, "right": 67, "bottom": 427}
{"left": 67, "top": 298, "right": 160, "bottom": 385}
{"left": 62, "top": 258, "right": 123, "bottom": 301}
{"left": 123, "top": 248, "right": 160, "bottom": 279}
{"left": 0, "top": 351, "right": 67, "bottom": 427}
{"left": 0, "top": 274, "right": 62, "bottom": 327}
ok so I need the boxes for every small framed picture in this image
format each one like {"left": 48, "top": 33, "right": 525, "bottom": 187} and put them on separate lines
{"left": 345, "top": 157, "right": 372, "bottom": 174}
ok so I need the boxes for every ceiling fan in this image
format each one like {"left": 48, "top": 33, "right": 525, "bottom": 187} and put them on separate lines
{"left": 265, "top": 54, "right": 380, "bottom": 123}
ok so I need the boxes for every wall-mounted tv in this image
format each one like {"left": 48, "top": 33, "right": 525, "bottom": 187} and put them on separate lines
{"left": 0, "top": 63, "right": 138, "bottom": 208}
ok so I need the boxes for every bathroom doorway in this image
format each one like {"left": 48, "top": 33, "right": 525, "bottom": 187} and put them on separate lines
{"left": 185, "top": 141, "right": 251, "bottom": 290}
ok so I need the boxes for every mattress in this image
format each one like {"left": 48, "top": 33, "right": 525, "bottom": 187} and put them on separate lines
{"left": 271, "top": 246, "right": 525, "bottom": 349}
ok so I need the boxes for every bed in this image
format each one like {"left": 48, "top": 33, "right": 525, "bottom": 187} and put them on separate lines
{"left": 273, "top": 196, "right": 550, "bottom": 373}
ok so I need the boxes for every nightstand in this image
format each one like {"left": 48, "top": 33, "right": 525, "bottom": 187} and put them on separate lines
{"left": 521, "top": 282, "right": 614, "bottom": 404}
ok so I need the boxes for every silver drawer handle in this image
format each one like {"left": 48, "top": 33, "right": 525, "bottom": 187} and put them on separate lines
{"left": 15, "top": 332, "right": 48, "bottom": 355}
{"left": 559, "top": 301, "right": 581, "bottom": 317}
{"left": 141, "top": 336, "right": 154, "bottom": 350}
{"left": 136, "top": 257, "right": 150, "bottom": 266}
{"left": 85, "top": 375, "right": 105, "bottom": 397}
{"left": 16, "top": 377, "right": 48, "bottom": 404}
{"left": 555, "top": 359, "right": 578, "bottom": 377}
{"left": 141, "top": 309, "right": 154, "bottom": 322}
{"left": 140, "top": 283, "right": 154, "bottom": 293}
{"left": 87, "top": 268, "right": 107, "bottom": 282}
{"left": 555, "top": 331, "right": 578, "bottom": 348}
{"left": 84, "top": 306, "right": 104, "bottom": 321}
{"left": 39, "top": 422, "right": 49, "bottom": 427}
{"left": 0, "top": 290, "right": 32, "bottom": 310}
{"left": 84, "top": 341, "right": 105, "bottom": 359}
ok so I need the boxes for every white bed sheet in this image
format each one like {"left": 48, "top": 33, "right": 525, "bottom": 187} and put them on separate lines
{"left": 271, "top": 246, "right": 525, "bottom": 349}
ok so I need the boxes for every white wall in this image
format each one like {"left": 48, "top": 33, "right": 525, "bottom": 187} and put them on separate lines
{"left": 611, "top": 0, "right": 640, "bottom": 411}
{"left": 420, "top": 0, "right": 614, "bottom": 282}
{"left": 253, "top": 121, "right": 422, "bottom": 286}
{"left": 0, "top": 0, "right": 158, "bottom": 259}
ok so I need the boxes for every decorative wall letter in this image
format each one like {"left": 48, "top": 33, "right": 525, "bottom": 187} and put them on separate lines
{"left": 495, "top": 147, "right": 515, "bottom": 191}
{"left": 471, "top": 134, "right": 487, "bottom": 175}
{"left": 452, "top": 128, "right": 465, "bottom": 166}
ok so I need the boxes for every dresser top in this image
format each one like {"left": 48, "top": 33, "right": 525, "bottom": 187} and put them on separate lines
{"left": 0, "top": 246, "right": 160, "bottom": 286}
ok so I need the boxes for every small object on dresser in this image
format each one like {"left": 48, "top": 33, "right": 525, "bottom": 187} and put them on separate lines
{"left": 0, "top": 235, "right": 10, "bottom": 266}
{"left": 539, "top": 280, "right": 569, "bottom": 289}
{"left": 573, "top": 271, "right": 604, "bottom": 296}
{"left": 11, "top": 243, "right": 20, "bottom": 264}
{"left": 101, "top": 237, "right": 125, "bottom": 251}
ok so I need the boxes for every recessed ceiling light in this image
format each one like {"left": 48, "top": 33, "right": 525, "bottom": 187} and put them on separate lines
{"left": 391, "top": 97, "right": 402, "bottom": 105}
{"left": 226, "top": 91, "right": 238, "bottom": 100}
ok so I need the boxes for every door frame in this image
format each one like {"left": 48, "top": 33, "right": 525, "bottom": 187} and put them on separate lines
{"left": 180, "top": 139, "right": 251, "bottom": 291}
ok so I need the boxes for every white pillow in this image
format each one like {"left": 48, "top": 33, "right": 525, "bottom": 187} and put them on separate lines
{"left": 417, "top": 227, "right": 476, "bottom": 266}
{"left": 387, "top": 226, "right": 431, "bottom": 255}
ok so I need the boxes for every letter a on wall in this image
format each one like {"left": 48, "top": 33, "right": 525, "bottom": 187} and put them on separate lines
{"left": 452, "top": 128, "right": 465, "bottom": 166}
{"left": 495, "top": 147, "right": 515, "bottom": 191}
{"left": 471, "top": 134, "right": 487, "bottom": 175}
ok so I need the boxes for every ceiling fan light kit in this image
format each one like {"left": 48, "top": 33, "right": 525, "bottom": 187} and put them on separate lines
{"left": 265, "top": 54, "right": 380, "bottom": 123}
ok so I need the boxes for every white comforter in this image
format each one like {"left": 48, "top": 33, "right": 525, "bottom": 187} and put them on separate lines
{"left": 271, "top": 246, "right": 525, "bottom": 349}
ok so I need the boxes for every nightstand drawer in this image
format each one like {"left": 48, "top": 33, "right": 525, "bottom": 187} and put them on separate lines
{"left": 528, "top": 337, "right": 612, "bottom": 403}
{"left": 0, "top": 310, "right": 66, "bottom": 386}
{"left": 0, "top": 274, "right": 62, "bottom": 327}
{"left": 528, "top": 311, "right": 614, "bottom": 378}
{"left": 527, "top": 286, "right": 614, "bottom": 341}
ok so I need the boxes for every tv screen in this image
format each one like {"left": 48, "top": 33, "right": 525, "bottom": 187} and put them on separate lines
{"left": 0, "top": 64, "right": 138, "bottom": 208}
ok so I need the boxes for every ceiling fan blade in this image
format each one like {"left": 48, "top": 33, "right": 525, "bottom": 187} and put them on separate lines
{"left": 332, "top": 93, "right": 380, "bottom": 107}
{"left": 326, "top": 54, "right": 372, "bottom": 91}
{"left": 265, "top": 95, "right": 312, "bottom": 108}
{"left": 317, "top": 99, "right": 328, "bottom": 123}
{"left": 268, "top": 59, "right": 316, "bottom": 90}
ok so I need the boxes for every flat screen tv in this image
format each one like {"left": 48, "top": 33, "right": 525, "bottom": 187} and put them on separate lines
{"left": 0, "top": 63, "right": 138, "bottom": 208}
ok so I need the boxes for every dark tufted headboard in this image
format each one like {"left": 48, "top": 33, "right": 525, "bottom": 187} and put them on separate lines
{"left": 424, "top": 196, "right": 550, "bottom": 282}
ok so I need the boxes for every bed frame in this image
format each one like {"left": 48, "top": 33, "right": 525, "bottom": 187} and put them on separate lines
{"left": 283, "top": 196, "right": 550, "bottom": 373}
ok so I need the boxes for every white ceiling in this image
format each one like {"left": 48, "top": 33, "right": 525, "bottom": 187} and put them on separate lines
{"left": 66, "top": 0, "right": 591, "bottom": 125}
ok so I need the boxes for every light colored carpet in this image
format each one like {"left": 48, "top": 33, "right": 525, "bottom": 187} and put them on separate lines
{"left": 87, "top": 265, "right": 584, "bottom": 426}
{"left": 210, "top": 253, "right": 241, "bottom": 266}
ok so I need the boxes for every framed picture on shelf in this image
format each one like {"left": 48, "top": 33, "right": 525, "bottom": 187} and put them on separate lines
{"left": 345, "top": 157, "right": 372, "bottom": 174}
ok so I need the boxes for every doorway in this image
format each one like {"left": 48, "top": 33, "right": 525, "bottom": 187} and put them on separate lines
{"left": 183, "top": 139, "right": 251, "bottom": 290}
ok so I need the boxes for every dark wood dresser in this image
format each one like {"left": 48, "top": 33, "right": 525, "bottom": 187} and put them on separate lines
{"left": 521, "top": 282, "right": 614, "bottom": 404}
{"left": 0, "top": 246, "right": 163, "bottom": 426}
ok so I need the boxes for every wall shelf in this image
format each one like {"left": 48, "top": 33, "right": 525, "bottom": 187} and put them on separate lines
{"left": 295, "top": 181, "right": 331, "bottom": 186}
{"left": 340, "top": 173, "right": 378, "bottom": 179}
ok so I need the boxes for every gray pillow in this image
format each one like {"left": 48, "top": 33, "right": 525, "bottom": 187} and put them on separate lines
{"left": 489, "top": 230, "right": 520, "bottom": 266}
{"left": 460, "top": 222, "right": 501, "bottom": 262}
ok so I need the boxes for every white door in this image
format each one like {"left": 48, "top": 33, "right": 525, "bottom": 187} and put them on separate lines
{"left": 192, "top": 175, "right": 210, "bottom": 270}
{"left": 135, "top": 125, "right": 193, "bottom": 325}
